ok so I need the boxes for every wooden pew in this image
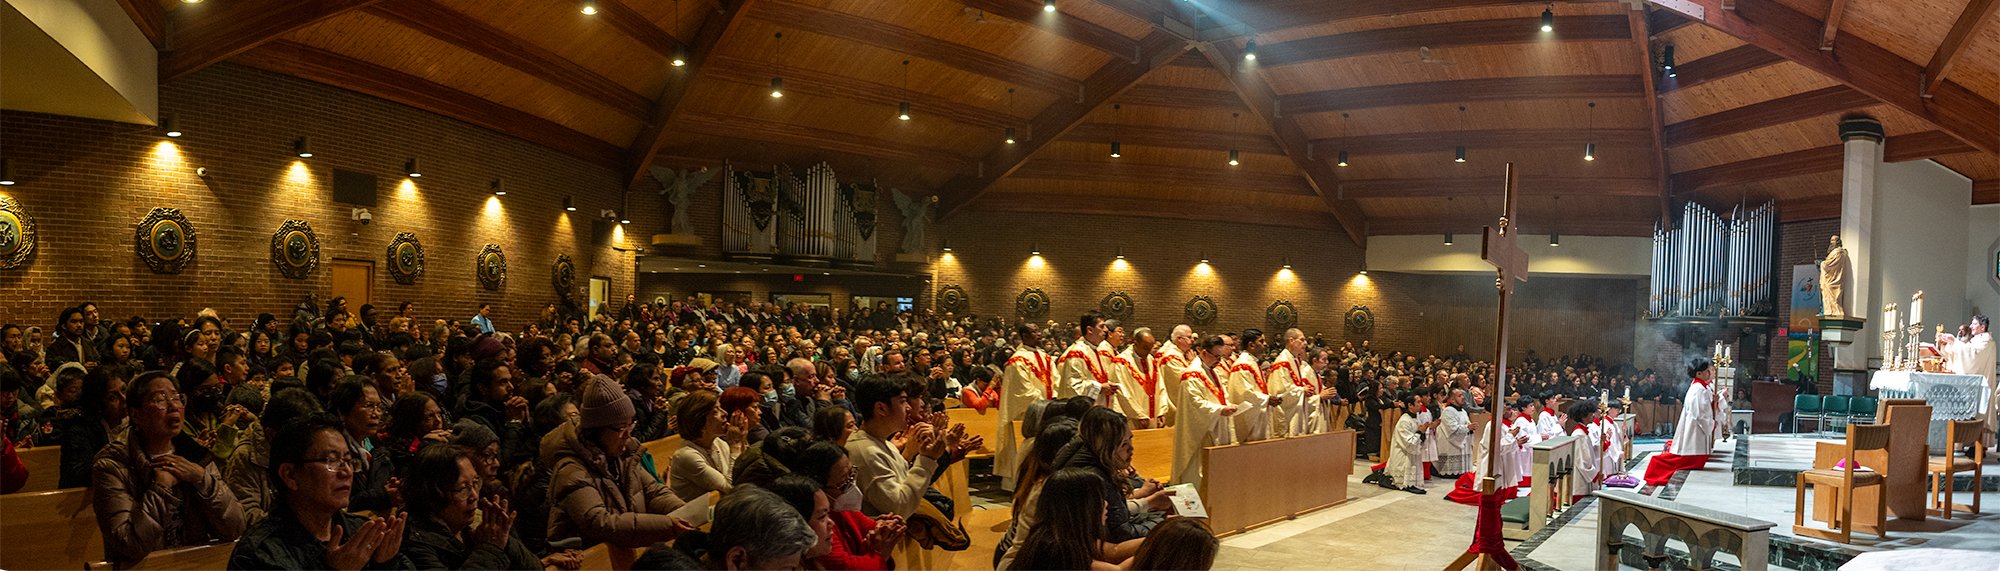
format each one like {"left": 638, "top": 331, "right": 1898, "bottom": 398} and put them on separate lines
{"left": 87, "top": 541, "right": 236, "bottom": 570}
{"left": 1199, "top": 430, "right": 1355, "bottom": 535}
{"left": 0, "top": 488, "right": 101, "bottom": 570}
{"left": 639, "top": 435, "right": 684, "bottom": 482}
{"left": 12, "top": 445, "right": 63, "bottom": 494}
{"left": 944, "top": 407, "right": 994, "bottom": 459}
{"left": 1130, "top": 427, "right": 1175, "bottom": 482}
{"left": 577, "top": 542, "right": 641, "bottom": 571}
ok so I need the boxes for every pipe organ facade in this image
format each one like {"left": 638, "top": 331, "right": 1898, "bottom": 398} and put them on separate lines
{"left": 1649, "top": 201, "right": 1775, "bottom": 319}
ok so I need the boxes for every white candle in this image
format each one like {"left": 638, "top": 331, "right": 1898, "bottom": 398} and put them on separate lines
{"left": 1909, "top": 293, "right": 1923, "bottom": 325}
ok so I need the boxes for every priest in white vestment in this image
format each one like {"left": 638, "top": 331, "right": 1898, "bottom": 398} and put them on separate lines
{"left": 1938, "top": 315, "right": 1994, "bottom": 448}
{"left": 1264, "top": 329, "right": 1312, "bottom": 438}
{"left": 1056, "top": 313, "right": 1116, "bottom": 404}
{"left": 1113, "top": 327, "right": 1165, "bottom": 427}
{"left": 1171, "top": 334, "right": 1238, "bottom": 487}
{"left": 1225, "top": 330, "right": 1277, "bottom": 442}
{"left": 997, "top": 324, "right": 1053, "bottom": 491}
{"left": 1436, "top": 390, "right": 1474, "bottom": 477}
{"left": 1643, "top": 358, "right": 1726, "bottom": 486}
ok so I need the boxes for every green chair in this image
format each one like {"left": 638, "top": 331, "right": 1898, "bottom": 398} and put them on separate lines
{"left": 1793, "top": 395, "right": 1823, "bottom": 433}
{"left": 1848, "top": 396, "right": 1878, "bottom": 424}
{"left": 1821, "top": 395, "right": 1852, "bottom": 434}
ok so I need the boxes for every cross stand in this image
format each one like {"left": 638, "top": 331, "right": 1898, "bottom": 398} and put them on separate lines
{"left": 1445, "top": 163, "right": 1528, "bottom": 571}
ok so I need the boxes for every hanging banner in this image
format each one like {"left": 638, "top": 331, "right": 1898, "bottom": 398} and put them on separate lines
{"left": 1787, "top": 264, "right": 1821, "bottom": 386}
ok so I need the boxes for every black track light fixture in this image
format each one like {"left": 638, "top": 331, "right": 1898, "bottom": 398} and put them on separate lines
{"left": 1662, "top": 44, "right": 1677, "bottom": 78}
{"left": 0, "top": 158, "right": 15, "bottom": 186}
{"left": 491, "top": 178, "right": 506, "bottom": 196}
{"left": 1244, "top": 39, "right": 1257, "bottom": 61}
{"left": 1541, "top": 4, "right": 1553, "bottom": 32}
{"left": 160, "top": 115, "right": 182, "bottom": 138}
{"left": 405, "top": 158, "right": 422, "bottom": 178}
{"left": 294, "top": 136, "right": 313, "bottom": 158}
{"left": 1445, "top": 233, "right": 1455, "bottom": 246}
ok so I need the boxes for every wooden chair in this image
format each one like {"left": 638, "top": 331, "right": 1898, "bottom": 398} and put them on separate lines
{"left": 1928, "top": 419, "right": 1985, "bottom": 519}
{"left": 1794, "top": 423, "right": 1889, "bottom": 544}
{"left": 11, "top": 445, "right": 63, "bottom": 494}
{"left": 0, "top": 488, "right": 101, "bottom": 570}
{"left": 87, "top": 541, "right": 237, "bottom": 570}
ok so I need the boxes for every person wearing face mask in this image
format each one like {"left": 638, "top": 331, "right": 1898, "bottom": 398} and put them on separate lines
{"left": 94, "top": 371, "right": 246, "bottom": 567}
{"left": 670, "top": 390, "right": 750, "bottom": 500}
{"left": 399, "top": 444, "right": 580, "bottom": 570}
{"left": 777, "top": 441, "right": 905, "bottom": 570}
{"left": 177, "top": 359, "right": 250, "bottom": 461}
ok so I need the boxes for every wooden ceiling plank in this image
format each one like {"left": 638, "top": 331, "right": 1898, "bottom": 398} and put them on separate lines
{"left": 1064, "top": 123, "right": 1285, "bottom": 154}
{"left": 1280, "top": 75, "right": 1643, "bottom": 115}
{"left": 1665, "top": 0, "right": 1999, "bottom": 154}
{"left": 1368, "top": 215, "right": 1656, "bottom": 237}
{"left": 1257, "top": 15, "right": 1632, "bottom": 67}
{"left": 969, "top": 192, "right": 1342, "bottom": 230}
{"left": 1339, "top": 176, "right": 1659, "bottom": 198}
{"left": 597, "top": 0, "right": 688, "bottom": 58}
{"left": 1205, "top": 0, "right": 1595, "bottom": 34}
{"left": 1662, "top": 85, "right": 1873, "bottom": 145}
{"left": 1921, "top": 0, "right": 1999, "bottom": 97}
{"left": 370, "top": 0, "right": 652, "bottom": 119}
{"left": 1671, "top": 131, "right": 1972, "bottom": 192}
{"left": 115, "top": 0, "right": 165, "bottom": 48}
{"left": 1166, "top": 50, "right": 1211, "bottom": 68}
{"left": 1655, "top": 44, "right": 1783, "bottom": 93}
{"left": 932, "top": 32, "right": 1192, "bottom": 218}
{"left": 752, "top": 0, "right": 1083, "bottom": 96}
{"left": 1646, "top": 5, "right": 1694, "bottom": 36}
{"left": 1118, "top": 85, "right": 1250, "bottom": 111}
{"left": 624, "top": 0, "right": 759, "bottom": 190}
{"left": 1308, "top": 128, "right": 1654, "bottom": 155}
{"left": 1975, "top": 180, "right": 1998, "bottom": 205}
{"left": 1201, "top": 41, "right": 1368, "bottom": 245}
{"left": 1011, "top": 159, "right": 1315, "bottom": 195}
{"left": 233, "top": 41, "right": 623, "bottom": 168}
{"left": 163, "top": 0, "right": 385, "bottom": 81}
{"left": 705, "top": 56, "right": 1023, "bottom": 131}
{"left": 1630, "top": 7, "right": 1669, "bottom": 220}
{"left": 1817, "top": 0, "right": 1847, "bottom": 51}
{"left": 675, "top": 112, "right": 979, "bottom": 172}
{"left": 960, "top": 0, "right": 1141, "bottom": 58}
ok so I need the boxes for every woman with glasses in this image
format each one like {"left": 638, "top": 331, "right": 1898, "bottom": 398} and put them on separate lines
{"left": 546, "top": 375, "right": 694, "bottom": 549}
{"left": 381, "top": 392, "right": 452, "bottom": 471}
{"left": 330, "top": 378, "right": 397, "bottom": 514}
{"left": 780, "top": 440, "right": 905, "bottom": 570}
{"left": 401, "top": 444, "right": 577, "bottom": 570}
{"left": 92, "top": 370, "right": 245, "bottom": 567}
{"left": 228, "top": 413, "right": 410, "bottom": 570}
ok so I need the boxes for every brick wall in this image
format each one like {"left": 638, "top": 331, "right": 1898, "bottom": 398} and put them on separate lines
{"left": 1774, "top": 218, "right": 1839, "bottom": 394}
{"left": 933, "top": 211, "right": 1642, "bottom": 362}
{"left": 0, "top": 64, "right": 656, "bottom": 330}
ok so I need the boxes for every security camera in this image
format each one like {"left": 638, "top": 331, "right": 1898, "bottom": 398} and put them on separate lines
{"left": 352, "top": 208, "right": 373, "bottom": 225}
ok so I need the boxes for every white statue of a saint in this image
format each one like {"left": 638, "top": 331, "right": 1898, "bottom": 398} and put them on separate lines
{"left": 1819, "top": 235, "right": 1849, "bottom": 318}
{"left": 651, "top": 166, "right": 716, "bottom": 236}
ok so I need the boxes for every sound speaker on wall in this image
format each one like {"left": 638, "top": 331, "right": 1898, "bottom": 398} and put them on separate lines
{"left": 331, "top": 170, "right": 379, "bottom": 206}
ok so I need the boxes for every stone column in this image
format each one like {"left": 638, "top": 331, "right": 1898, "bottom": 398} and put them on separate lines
{"left": 1835, "top": 116, "right": 1882, "bottom": 372}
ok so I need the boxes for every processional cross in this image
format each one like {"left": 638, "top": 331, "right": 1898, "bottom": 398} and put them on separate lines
{"left": 1446, "top": 163, "right": 1528, "bottom": 571}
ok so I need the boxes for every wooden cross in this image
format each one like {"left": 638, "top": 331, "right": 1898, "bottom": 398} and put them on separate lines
{"left": 1449, "top": 162, "right": 1530, "bottom": 571}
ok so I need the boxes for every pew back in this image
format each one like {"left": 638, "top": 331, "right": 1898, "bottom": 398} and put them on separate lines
{"left": 13, "top": 445, "right": 63, "bottom": 494}
{"left": 87, "top": 541, "right": 237, "bottom": 570}
{"left": 0, "top": 488, "right": 101, "bottom": 570}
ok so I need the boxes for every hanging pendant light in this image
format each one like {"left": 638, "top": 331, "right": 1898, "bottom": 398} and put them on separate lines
{"left": 1109, "top": 104, "right": 1122, "bottom": 158}
{"left": 1584, "top": 101, "right": 1597, "bottom": 162}
{"left": 1453, "top": 105, "right": 1467, "bottom": 163}
{"left": 1227, "top": 112, "right": 1240, "bottom": 165}
{"left": 1540, "top": 4, "right": 1554, "bottom": 32}
{"left": 896, "top": 60, "right": 911, "bottom": 121}
{"left": 1337, "top": 112, "right": 1351, "bottom": 167}
{"left": 769, "top": 33, "right": 785, "bottom": 98}
{"left": 1003, "top": 87, "right": 1018, "bottom": 144}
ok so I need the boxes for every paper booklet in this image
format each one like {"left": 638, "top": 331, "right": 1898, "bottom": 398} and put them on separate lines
{"left": 672, "top": 491, "right": 720, "bottom": 528}
{"left": 1164, "top": 483, "right": 1207, "bottom": 519}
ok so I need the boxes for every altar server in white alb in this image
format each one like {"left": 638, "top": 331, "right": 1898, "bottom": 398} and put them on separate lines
{"left": 1643, "top": 358, "right": 1727, "bottom": 486}
{"left": 1565, "top": 400, "right": 1603, "bottom": 501}
{"left": 1597, "top": 401, "right": 1627, "bottom": 476}
{"left": 1226, "top": 330, "right": 1278, "bottom": 442}
{"left": 1938, "top": 315, "right": 1995, "bottom": 449}
{"left": 1383, "top": 393, "right": 1428, "bottom": 494}
{"left": 1508, "top": 396, "right": 1541, "bottom": 481}
{"left": 1435, "top": 389, "right": 1474, "bottom": 478}
{"left": 1263, "top": 329, "right": 1313, "bottom": 438}
{"left": 1535, "top": 391, "right": 1565, "bottom": 441}
{"left": 1172, "top": 334, "right": 1238, "bottom": 487}
{"left": 997, "top": 323, "right": 1053, "bottom": 490}
{"left": 1448, "top": 396, "right": 1537, "bottom": 505}
{"left": 1056, "top": 312, "right": 1117, "bottom": 405}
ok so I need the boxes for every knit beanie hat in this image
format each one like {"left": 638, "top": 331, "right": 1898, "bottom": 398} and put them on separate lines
{"left": 578, "top": 374, "right": 635, "bottom": 429}
{"left": 451, "top": 418, "right": 498, "bottom": 450}
{"left": 686, "top": 357, "right": 720, "bottom": 372}
{"left": 470, "top": 336, "right": 506, "bottom": 362}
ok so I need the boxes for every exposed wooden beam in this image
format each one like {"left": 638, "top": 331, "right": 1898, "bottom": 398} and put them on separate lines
{"left": 1663, "top": 0, "right": 1999, "bottom": 153}
{"left": 1202, "top": 0, "right": 1604, "bottom": 34}
{"left": 1279, "top": 75, "right": 1643, "bottom": 115}
{"left": 234, "top": 41, "right": 622, "bottom": 168}
{"left": 1776, "top": 196, "right": 1841, "bottom": 222}
{"left": 1645, "top": 5, "right": 1694, "bottom": 36}
{"left": 1975, "top": 180, "right": 1999, "bottom": 205}
{"left": 596, "top": 0, "right": 688, "bottom": 59}
{"left": 960, "top": 0, "right": 1141, "bottom": 58}
{"left": 370, "top": 0, "right": 652, "bottom": 119}
{"left": 1201, "top": 41, "right": 1368, "bottom": 246}
{"left": 1671, "top": 131, "right": 1972, "bottom": 192}
{"left": 1630, "top": 7, "right": 1670, "bottom": 221}
{"left": 1311, "top": 128, "right": 1653, "bottom": 156}
{"left": 1663, "top": 86, "right": 1874, "bottom": 145}
{"left": 1117, "top": 86, "right": 1249, "bottom": 111}
{"left": 1655, "top": 44, "right": 1784, "bottom": 93}
{"left": 705, "top": 56, "right": 1024, "bottom": 131}
{"left": 1922, "top": 0, "right": 1999, "bottom": 98}
{"left": 623, "top": 0, "right": 757, "bottom": 190}
{"left": 933, "top": 32, "right": 1190, "bottom": 218}
{"left": 115, "top": 0, "right": 165, "bottom": 48}
{"left": 1368, "top": 215, "right": 1656, "bottom": 237}
{"left": 1257, "top": 15, "right": 1631, "bottom": 67}
{"left": 1064, "top": 123, "right": 1284, "bottom": 154}
{"left": 1818, "top": 0, "right": 1848, "bottom": 50}
{"left": 1337, "top": 176, "right": 1660, "bottom": 198}
{"left": 675, "top": 113, "right": 980, "bottom": 172}
{"left": 1095, "top": 0, "right": 1173, "bottom": 28}
{"left": 968, "top": 192, "right": 1342, "bottom": 231}
{"left": 753, "top": 0, "right": 1083, "bottom": 96}
{"left": 1010, "top": 159, "right": 1315, "bottom": 195}
{"left": 163, "top": 0, "right": 383, "bottom": 81}
{"left": 1166, "top": 50, "right": 1211, "bottom": 68}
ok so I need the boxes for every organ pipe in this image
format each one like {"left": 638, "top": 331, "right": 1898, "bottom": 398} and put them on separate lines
{"left": 1649, "top": 201, "right": 1776, "bottom": 319}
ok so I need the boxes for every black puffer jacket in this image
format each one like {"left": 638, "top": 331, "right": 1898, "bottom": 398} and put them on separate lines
{"left": 1054, "top": 441, "right": 1161, "bottom": 543}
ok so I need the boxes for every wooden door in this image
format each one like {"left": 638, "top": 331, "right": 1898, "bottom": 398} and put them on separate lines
{"left": 331, "top": 259, "right": 373, "bottom": 310}
{"left": 589, "top": 277, "right": 610, "bottom": 321}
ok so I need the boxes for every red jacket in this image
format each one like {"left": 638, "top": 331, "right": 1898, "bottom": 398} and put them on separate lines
{"left": 959, "top": 386, "right": 999, "bottom": 413}
{"left": 817, "top": 510, "right": 892, "bottom": 570}
{"left": 1, "top": 435, "right": 27, "bottom": 494}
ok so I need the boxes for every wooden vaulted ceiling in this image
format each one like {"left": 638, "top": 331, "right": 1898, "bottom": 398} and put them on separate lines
{"left": 125, "top": 0, "right": 2000, "bottom": 245}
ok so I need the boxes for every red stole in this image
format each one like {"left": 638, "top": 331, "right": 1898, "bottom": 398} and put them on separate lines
{"left": 1006, "top": 351, "right": 1055, "bottom": 398}
{"left": 1185, "top": 360, "right": 1227, "bottom": 403}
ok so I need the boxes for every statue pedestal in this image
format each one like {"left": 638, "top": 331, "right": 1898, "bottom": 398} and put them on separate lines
{"left": 1818, "top": 317, "right": 1865, "bottom": 345}
{"left": 892, "top": 253, "right": 927, "bottom": 264}
{"left": 650, "top": 233, "right": 701, "bottom": 248}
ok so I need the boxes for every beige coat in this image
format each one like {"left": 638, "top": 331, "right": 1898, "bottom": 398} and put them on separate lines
{"left": 542, "top": 422, "right": 688, "bottom": 549}
{"left": 91, "top": 437, "right": 245, "bottom": 566}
